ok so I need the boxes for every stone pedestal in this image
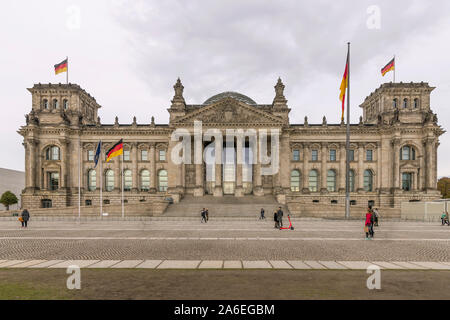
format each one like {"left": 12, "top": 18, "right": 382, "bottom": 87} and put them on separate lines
{"left": 234, "top": 186, "right": 244, "bottom": 197}
{"left": 253, "top": 186, "right": 264, "bottom": 196}
{"left": 213, "top": 186, "right": 223, "bottom": 197}
{"left": 193, "top": 187, "right": 204, "bottom": 197}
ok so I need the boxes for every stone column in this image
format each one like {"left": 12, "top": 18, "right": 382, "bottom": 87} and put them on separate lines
{"left": 59, "top": 139, "right": 68, "bottom": 188}
{"left": 149, "top": 143, "right": 156, "bottom": 193}
{"left": 132, "top": 143, "right": 138, "bottom": 192}
{"left": 357, "top": 143, "right": 365, "bottom": 192}
{"left": 214, "top": 138, "right": 223, "bottom": 197}
{"left": 114, "top": 152, "right": 120, "bottom": 191}
{"left": 376, "top": 142, "right": 382, "bottom": 191}
{"left": 320, "top": 143, "right": 328, "bottom": 193}
{"left": 235, "top": 137, "right": 243, "bottom": 197}
{"left": 194, "top": 140, "right": 204, "bottom": 197}
{"left": 392, "top": 139, "right": 401, "bottom": 190}
{"left": 338, "top": 142, "right": 346, "bottom": 192}
{"left": 26, "top": 139, "right": 38, "bottom": 191}
{"left": 302, "top": 143, "right": 309, "bottom": 192}
{"left": 426, "top": 138, "right": 434, "bottom": 189}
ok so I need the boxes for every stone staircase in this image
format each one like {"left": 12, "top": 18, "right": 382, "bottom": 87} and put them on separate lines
{"left": 162, "top": 194, "right": 290, "bottom": 217}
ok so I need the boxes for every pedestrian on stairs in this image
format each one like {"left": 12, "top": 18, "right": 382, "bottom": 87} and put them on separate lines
{"left": 201, "top": 208, "right": 207, "bottom": 223}
{"left": 205, "top": 208, "right": 209, "bottom": 222}
{"left": 277, "top": 207, "right": 284, "bottom": 228}
{"left": 273, "top": 210, "right": 279, "bottom": 228}
{"left": 260, "top": 208, "right": 265, "bottom": 220}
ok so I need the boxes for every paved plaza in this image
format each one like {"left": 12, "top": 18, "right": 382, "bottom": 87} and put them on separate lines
{"left": 0, "top": 218, "right": 449, "bottom": 262}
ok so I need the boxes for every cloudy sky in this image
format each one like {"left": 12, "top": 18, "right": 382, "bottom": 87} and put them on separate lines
{"left": 0, "top": 0, "right": 449, "bottom": 176}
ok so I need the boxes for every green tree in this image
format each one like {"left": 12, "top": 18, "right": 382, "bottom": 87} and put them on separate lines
{"left": 0, "top": 191, "right": 18, "bottom": 211}
{"left": 437, "top": 177, "right": 450, "bottom": 199}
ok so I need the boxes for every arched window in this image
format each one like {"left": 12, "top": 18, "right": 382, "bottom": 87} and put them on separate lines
{"left": 124, "top": 169, "right": 132, "bottom": 191}
{"left": 414, "top": 98, "right": 419, "bottom": 108}
{"left": 63, "top": 99, "right": 69, "bottom": 110}
{"left": 403, "top": 98, "right": 408, "bottom": 108}
{"left": 43, "top": 99, "right": 48, "bottom": 109}
{"left": 400, "top": 146, "right": 416, "bottom": 160}
{"left": 140, "top": 170, "right": 150, "bottom": 191}
{"left": 393, "top": 98, "right": 398, "bottom": 108}
{"left": 53, "top": 99, "right": 59, "bottom": 109}
{"left": 158, "top": 170, "right": 168, "bottom": 192}
{"left": 308, "top": 170, "right": 318, "bottom": 192}
{"left": 349, "top": 169, "right": 355, "bottom": 192}
{"left": 88, "top": 169, "right": 96, "bottom": 191}
{"left": 364, "top": 170, "right": 373, "bottom": 192}
{"left": 290, "top": 170, "right": 300, "bottom": 192}
{"left": 45, "top": 146, "right": 60, "bottom": 160}
{"left": 105, "top": 169, "right": 114, "bottom": 192}
{"left": 327, "top": 170, "right": 336, "bottom": 192}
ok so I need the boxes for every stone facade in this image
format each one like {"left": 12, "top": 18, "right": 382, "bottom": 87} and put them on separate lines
{"left": 19, "top": 79, "right": 444, "bottom": 214}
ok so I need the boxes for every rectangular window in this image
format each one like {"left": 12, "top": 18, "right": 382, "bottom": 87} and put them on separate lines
{"left": 292, "top": 149, "right": 300, "bottom": 161}
{"left": 348, "top": 150, "right": 354, "bottom": 161}
{"left": 48, "top": 172, "right": 59, "bottom": 191}
{"left": 366, "top": 150, "right": 373, "bottom": 161}
{"left": 141, "top": 150, "right": 148, "bottom": 161}
{"left": 41, "top": 199, "right": 52, "bottom": 208}
{"left": 311, "top": 150, "right": 318, "bottom": 161}
{"left": 402, "top": 173, "right": 412, "bottom": 191}
{"left": 123, "top": 150, "right": 130, "bottom": 161}
{"left": 329, "top": 149, "right": 336, "bottom": 161}
{"left": 88, "top": 150, "right": 94, "bottom": 161}
{"left": 159, "top": 150, "right": 166, "bottom": 161}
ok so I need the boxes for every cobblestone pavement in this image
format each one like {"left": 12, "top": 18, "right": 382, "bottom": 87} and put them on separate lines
{"left": 0, "top": 219, "right": 449, "bottom": 261}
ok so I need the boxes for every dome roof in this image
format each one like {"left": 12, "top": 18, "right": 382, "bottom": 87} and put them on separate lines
{"left": 203, "top": 91, "right": 256, "bottom": 105}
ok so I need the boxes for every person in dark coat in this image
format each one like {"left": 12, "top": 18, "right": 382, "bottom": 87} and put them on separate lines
{"left": 259, "top": 208, "right": 265, "bottom": 220}
{"left": 205, "top": 208, "right": 209, "bottom": 221}
{"left": 21, "top": 209, "right": 30, "bottom": 228}
{"left": 273, "top": 210, "right": 279, "bottom": 228}
{"left": 277, "top": 207, "right": 284, "bottom": 228}
{"left": 201, "top": 208, "right": 207, "bottom": 223}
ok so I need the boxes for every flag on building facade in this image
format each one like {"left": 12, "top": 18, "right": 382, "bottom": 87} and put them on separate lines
{"left": 381, "top": 57, "right": 395, "bottom": 76}
{"left": 106, "top": 139, "right": 123, "bottom": 162}
{"left": 339, "top": 53, "right": 349, "bottom": 121}
{"left": 54, "top": 58, "right": 68, "bottom": 75}
{"left": 94, "top": 140, "right": 102, "bottom": 168}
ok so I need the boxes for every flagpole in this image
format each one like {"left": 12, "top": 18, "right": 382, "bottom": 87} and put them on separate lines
{"left": 393, "top": 55, "right": 396, "bottom": 83}
{"left": 100, "top": 144, "right": 103, "bottom": 218}
{"left": 121, "top": 153, "right": 124, "bottom": 219}
{"left": 345, "top": 42, "right": 351, "bottom": 220}
{"left": 66, "top": 56, "right": 69, "bottom": 84}
{"left": 78, "top": 137, "right": 81, "bottom": 224}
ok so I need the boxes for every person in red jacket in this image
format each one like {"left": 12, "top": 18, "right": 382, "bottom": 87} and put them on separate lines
{"left": 365, "top": 207, "right": 374, "bottom": 240}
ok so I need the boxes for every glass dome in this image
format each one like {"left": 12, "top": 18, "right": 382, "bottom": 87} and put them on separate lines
{"left": 203, "top": 91, "right": 256, "bottom": 105}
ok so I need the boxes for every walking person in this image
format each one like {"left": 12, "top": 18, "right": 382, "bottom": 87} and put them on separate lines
{"left": 273, "top": 210, "right": 279, "bottom": 228}
{"left": 259, "top": 208, "right": 265, "bottom": 220}
{"left": 21, "top": 209, "right": 30, "bottom": 228}
{"left": 373, "top": 208, "right": 380, "bottom": 227}
{"left": 277, "top": 207, "right": 284, "bottom": 228}
{"left": 201, "top": 208, "right": 207, "bottom": 223}
{"left": 442, "top": 211, "right": 449, "bottom": 226}
{"left": 205, "top": 208, "right": 209, "bottom": 222}
{"left": 365, "top": 207, "right": 374, "bottom": 240}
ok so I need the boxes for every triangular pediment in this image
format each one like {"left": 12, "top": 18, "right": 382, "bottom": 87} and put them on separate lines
{"left": 172, "top": 97, "right": 284, "bottom": 126}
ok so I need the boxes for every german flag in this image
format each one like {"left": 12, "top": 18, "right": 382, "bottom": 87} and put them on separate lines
{"left": 54, "top": 58, "right": 68, "bottom": 75}
{"left": 381, "top": 58, "right": 395, "bottom": 76}
{"left": 106, "top": 139, "right": 123, "bottom": 162}
{"left": 339, "top": 54, "right": 349, "bottom": 122}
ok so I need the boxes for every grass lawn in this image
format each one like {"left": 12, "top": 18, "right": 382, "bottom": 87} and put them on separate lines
{"left": 0, "top": 269, "right": 449, "bottom": 300}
